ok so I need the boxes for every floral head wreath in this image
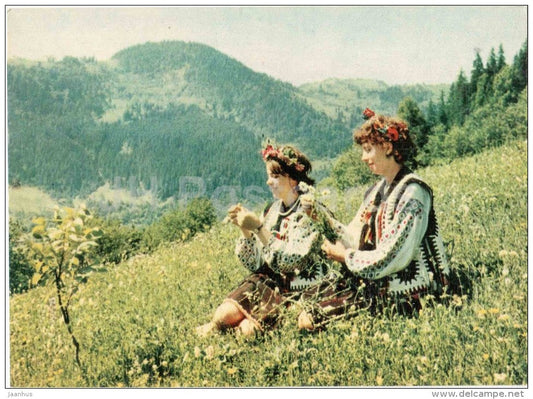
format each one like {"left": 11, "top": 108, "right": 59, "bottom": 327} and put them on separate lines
{"left": 362, "top": 108, "right": 407, "bottom": 142}
{"left": 261, "top": 142, "right": 306, "bottom": 172}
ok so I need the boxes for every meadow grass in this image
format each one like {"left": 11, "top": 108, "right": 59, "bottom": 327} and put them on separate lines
{"left": 9, "top": 140, "right": 527, "bottom": 387}
{"left": 8, "top": 186, "right": 60, "bottom": 220}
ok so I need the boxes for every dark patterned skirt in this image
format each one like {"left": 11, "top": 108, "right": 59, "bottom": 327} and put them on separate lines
{"left": 224, "top": 269, "right": 299, "bottom": 331}
{"left": 299, "top": 275, "right": 424, "bottom": 329}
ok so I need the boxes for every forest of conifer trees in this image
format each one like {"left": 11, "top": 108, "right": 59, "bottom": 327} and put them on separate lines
{"left": 7, "top": 40, "right": 527, "bottom": 199}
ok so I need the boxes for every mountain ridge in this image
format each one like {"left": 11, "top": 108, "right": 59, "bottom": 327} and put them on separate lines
{"left": 8, "top": 40, "right": 448, "bottom": 206}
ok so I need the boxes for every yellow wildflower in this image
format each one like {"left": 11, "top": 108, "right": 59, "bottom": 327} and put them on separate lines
{"left": 205, "top": 345, "right": 215, "bottom": 359}
{"left": 497, "top": 314, "right": 510, "bottom": 322}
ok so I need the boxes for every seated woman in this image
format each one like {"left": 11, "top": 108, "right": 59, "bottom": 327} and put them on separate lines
{"left": 197, "top": 143, "right": 331, "bottom": 337}
{"left": 298, "top": 109, "right": 450, "bottom": 330}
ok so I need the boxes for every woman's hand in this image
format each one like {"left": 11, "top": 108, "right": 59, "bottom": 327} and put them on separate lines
{"left": 227, "top": 204, "right": 243, "bottom": 226}
{"left": 300, "top": 193, "right": 315, "bottom": 218}
{"left": 237, "top": 209, "right": 261, "bottom": 231}
{"left": 227, "top": 204, "right": 261, "bottom": 233}
{"left": 321, "top": 239, "right": 347, "bottom": 263}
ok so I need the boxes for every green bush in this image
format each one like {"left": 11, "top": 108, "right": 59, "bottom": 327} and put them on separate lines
{"left": 93, "top": 218, "right": 143, "bottom": 265}
{"left": 329, "top": 147, "right": 375, "bottom": 191}
{"left": 182, "top": 197, "right": 218, "bottom": 236}
{"left": 8, "top": 218, "right": 33, "bottom": 294}
{"left": 141, "top": 197, "right": 217, "bottom": 251}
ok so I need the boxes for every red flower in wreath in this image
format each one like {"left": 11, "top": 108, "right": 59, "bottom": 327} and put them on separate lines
{"left": 262, "top": 144, "right": 277, "bottom": 160}
{"left": 294, "top": 163, "right": 305, "bottom": 172}
{"left": 387, "top": 126, "right": 399, "bottom": 141}
{"left": 362, "top": 108, "right": 375, "bottom": 120}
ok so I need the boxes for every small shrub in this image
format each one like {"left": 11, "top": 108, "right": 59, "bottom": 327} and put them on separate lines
{"left": 8, "top": 218, "right": 33, "bottom": 294}
{"left": 141, "top": 197, "right": 217, "bottom": 251}
{"left": 18, "top": 205, "right": 103, "bottom": 372}
{"left": 329, "top": 147, "right": 375, "bottom": 191}
{"left": 93, "top": 218, "right": 143, "bottom": 264}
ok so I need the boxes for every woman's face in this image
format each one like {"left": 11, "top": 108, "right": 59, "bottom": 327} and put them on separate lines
{"left": 361, "top": 141, "right": 392, "bottom": 176}
{"left": 266, "top": 166, "right": 296, "bottom": 201}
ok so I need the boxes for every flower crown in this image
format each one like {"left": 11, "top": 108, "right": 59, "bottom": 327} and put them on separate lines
{"left": 362, "top": 108, "right": 406, "bottom": 142}
{"left": 261, "top": 143, "right": 306, "bottom": 172}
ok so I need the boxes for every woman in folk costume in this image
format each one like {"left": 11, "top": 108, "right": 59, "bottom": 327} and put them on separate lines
{"left": 298, "top": 109, "right": 450, "bottom": 330}
{"left": 197, "top": 143, "right": 332, "bottom": 337}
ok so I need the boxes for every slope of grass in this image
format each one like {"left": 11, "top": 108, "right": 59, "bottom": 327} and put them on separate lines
{"left": 8, "top": 186, "right": 60, "bottom": 220}
{"left": 9, "top": 140, "right": 527, "bottom": 387}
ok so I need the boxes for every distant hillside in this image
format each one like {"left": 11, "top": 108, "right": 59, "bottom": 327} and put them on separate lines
{"left": 297, "top": 77, "right": 448, "bottom": 124}
{"left": 8, "top": 41, "right": 351, "bottom": 204}
{"left": 110, "top": 41, "right": 350, "bottom": 158}
{"left": 6, "top": 40, "right": 459, "bottom": 210}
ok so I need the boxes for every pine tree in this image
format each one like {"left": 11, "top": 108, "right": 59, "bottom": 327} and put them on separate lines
{"left": 473, "top": 73, "right": 490, "bottom": 109}
{"left": 437, "top": 90, "right": 448, "bottom": 128}
{"left": 497, "top": 44, "right": 506, "bottom": 71}
{"left": 470, "top": 51, "right": 485, "bottom": 91}
{"left": 397, "top": 97, "right": 430, "bottom": 150}
{"left": 511, "top": 39, "right": 528, "bottom": 95}
{"left": 470, "top": 51, "right": 485, "bottom": 110}
{"left": 426, "top": 99, "right": 438, "bottom": 129}
{"left": 447, "top": 70, "right": 470, "bottom": 126}
{"left": 486, "top": 47, "right": 499, "bottom": 79}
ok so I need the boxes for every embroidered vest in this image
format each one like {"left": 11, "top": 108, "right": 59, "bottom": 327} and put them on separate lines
{"left": 361, "top": 170, "right": 450, "bottom": 295}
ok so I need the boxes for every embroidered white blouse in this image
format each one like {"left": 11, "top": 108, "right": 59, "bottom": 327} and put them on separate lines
{"left": 235, "top": 199, "right": 328, "bottom": 290}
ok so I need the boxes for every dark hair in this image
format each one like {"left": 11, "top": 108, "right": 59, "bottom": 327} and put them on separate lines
{"left": 264, "top": 145, "right": 315, "bottom": 186}
{"left": 353, "top": 114, "right": 416, "bottom": 164}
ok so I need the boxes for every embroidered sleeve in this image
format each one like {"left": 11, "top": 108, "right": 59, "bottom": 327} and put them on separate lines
{"left": 345, "top": 184, "right": 430, "bottom": 280}
{"left": 262, "top": 213, "right": 322, "bottom": 275}
{"left": 235, "top": 236, "right": 261, "bottom": 272}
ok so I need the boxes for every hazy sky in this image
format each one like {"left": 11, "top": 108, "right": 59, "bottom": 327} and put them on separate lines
{"left": 6, "top": 5, "right": 528, "bottom": 86}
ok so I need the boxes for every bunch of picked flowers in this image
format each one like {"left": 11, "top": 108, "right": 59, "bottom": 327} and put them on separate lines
{"left": 297, "top": 182, "right": 338, "bottom": 243}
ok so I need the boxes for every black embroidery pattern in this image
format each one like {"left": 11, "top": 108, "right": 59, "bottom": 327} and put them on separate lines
{"left": 395, "top": 259, "right": 420, "bottom": 285}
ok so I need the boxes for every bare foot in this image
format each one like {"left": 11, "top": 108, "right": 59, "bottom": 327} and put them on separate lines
{"left": 236, "top": 318, "right": 258, "bottom": 337}
{"left": 195, "top": 322, "right": 216, "bottom": 337}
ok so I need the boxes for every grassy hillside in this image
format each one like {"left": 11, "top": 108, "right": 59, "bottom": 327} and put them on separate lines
{"left": 8, "top": 186, "right": 60, "bottom": 221}
{"left": 9, "top": 140, "right": 527, "bottom": 387}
